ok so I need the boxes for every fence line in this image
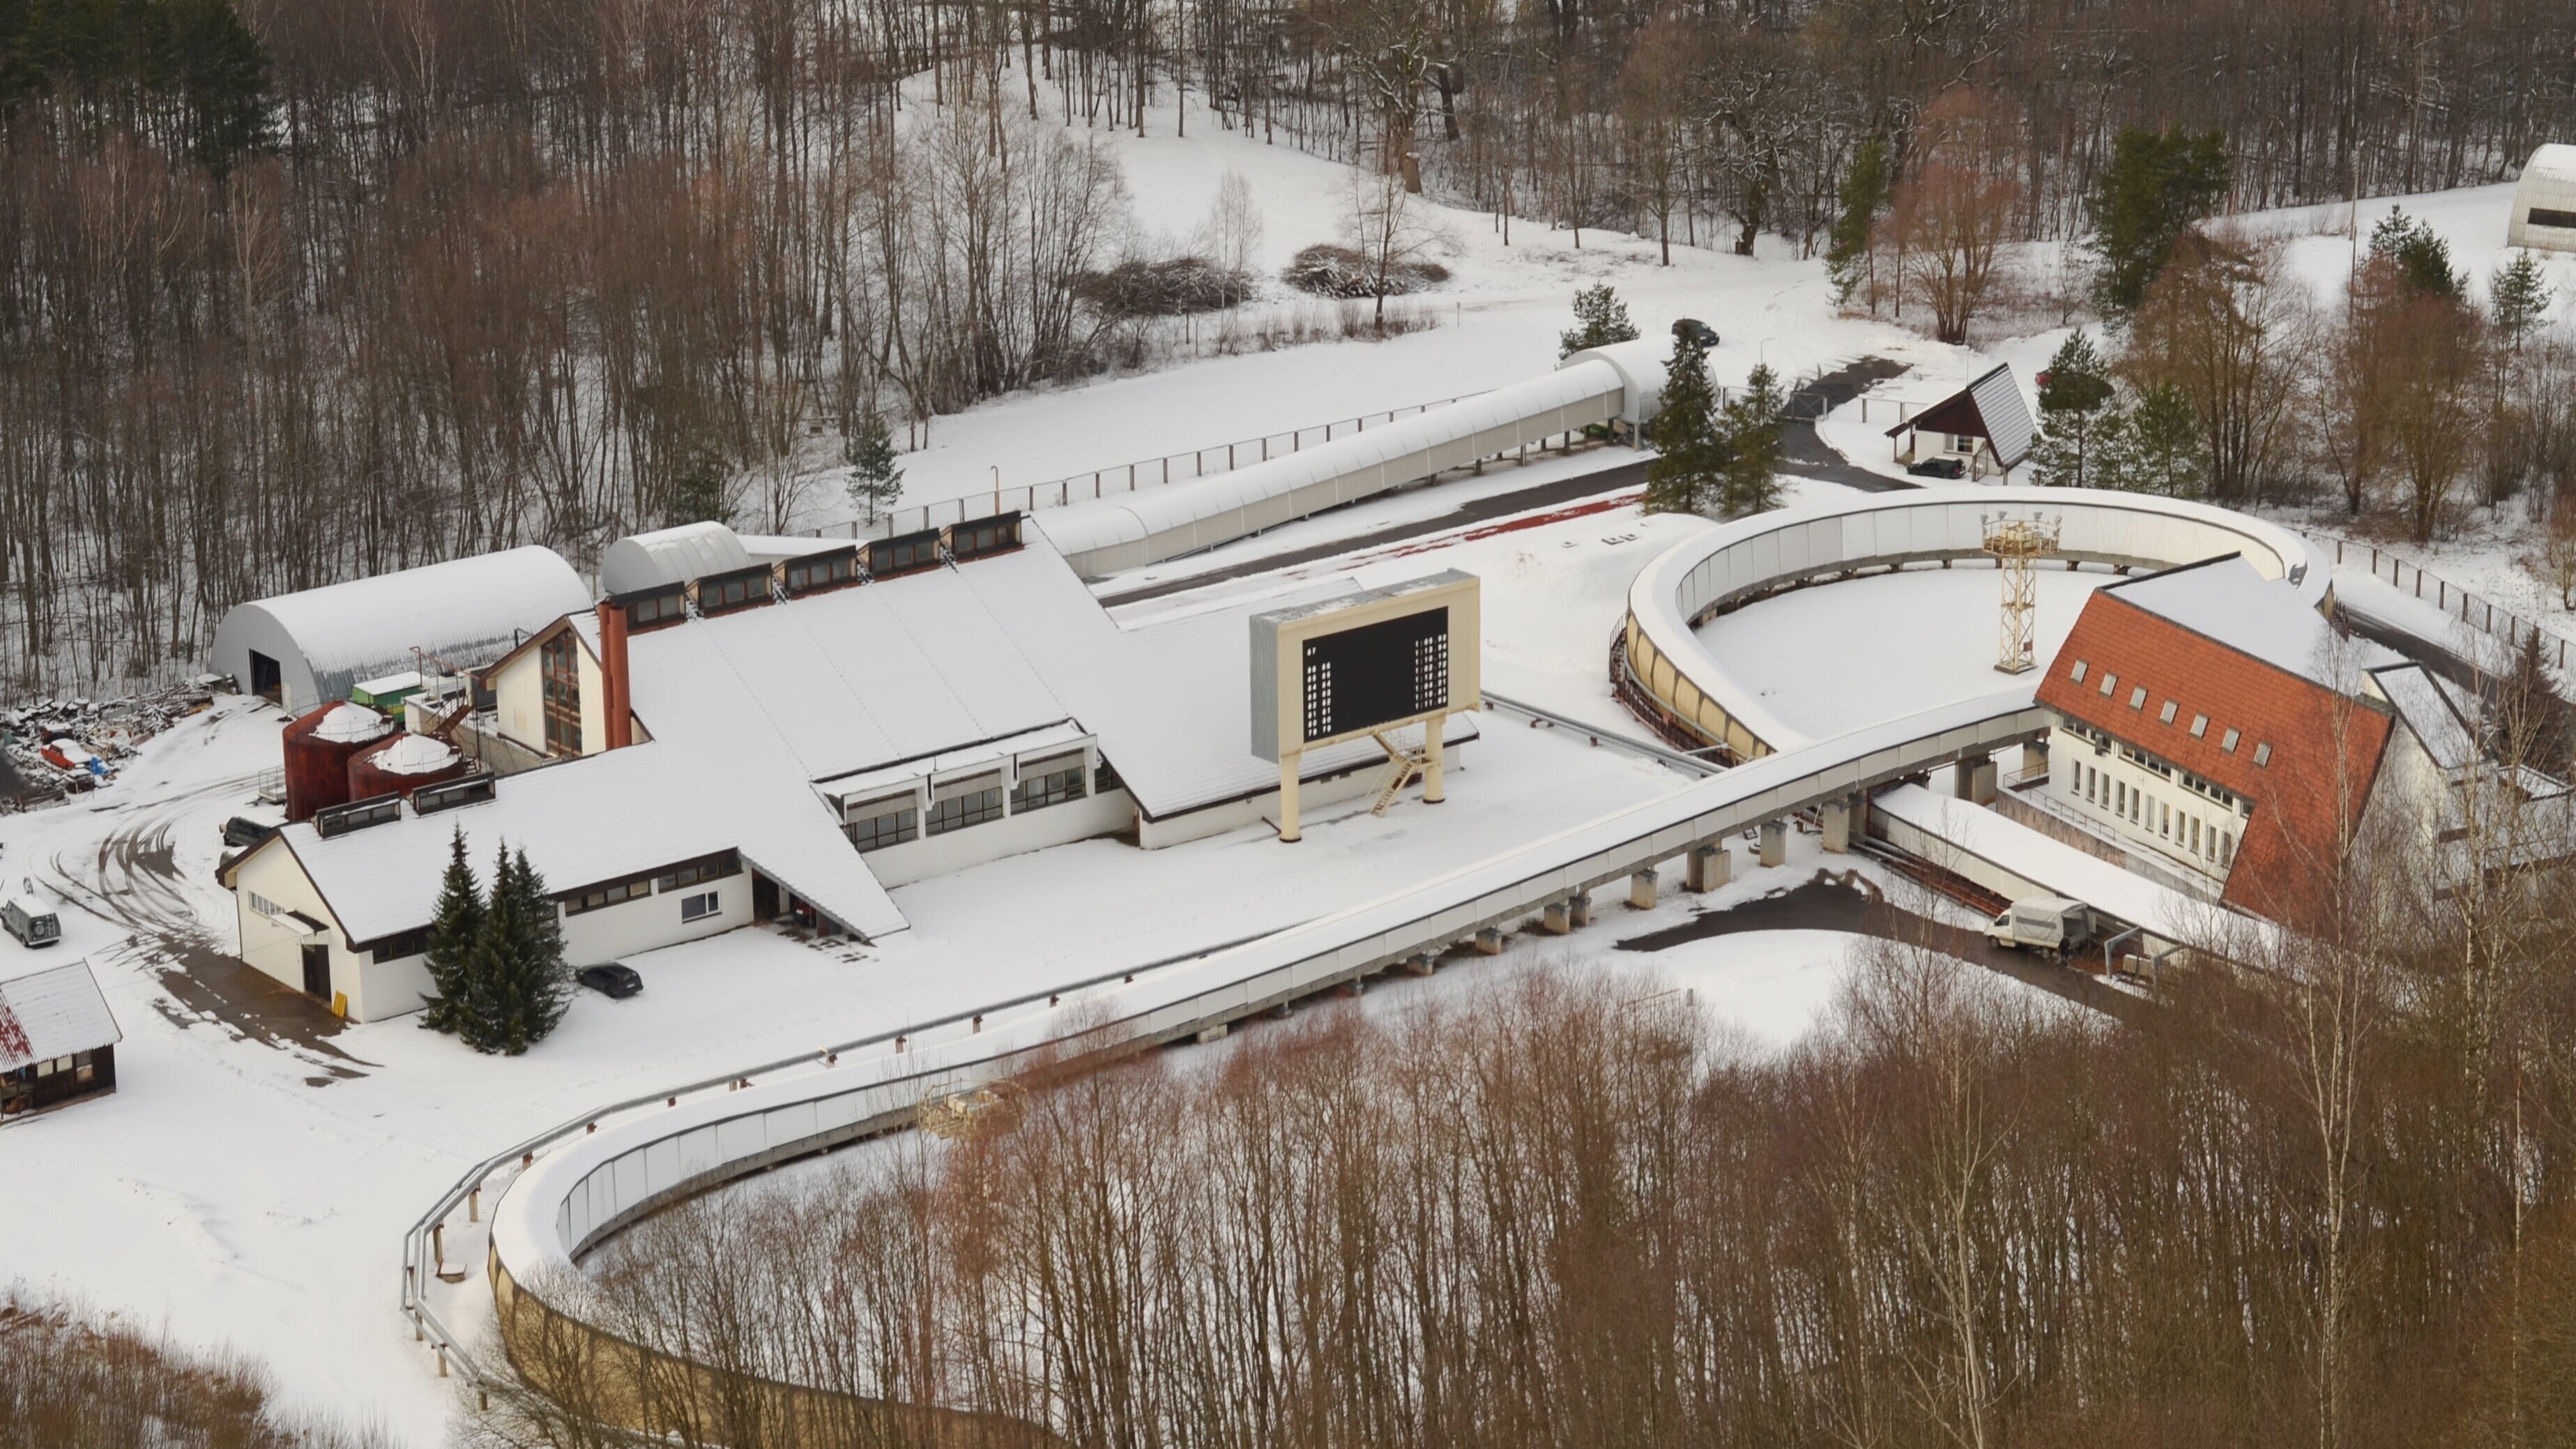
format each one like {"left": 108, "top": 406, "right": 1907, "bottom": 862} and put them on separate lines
{"left": 800, "top": 391, "right": 1485, "bottom": 543}
{"left": 2306, "top": 529, "right": 2574, "bottom": 674}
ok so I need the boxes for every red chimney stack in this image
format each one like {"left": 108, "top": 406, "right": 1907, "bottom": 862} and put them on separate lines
{"left": 597, "top": 599, "right": 634, "bottom": 750}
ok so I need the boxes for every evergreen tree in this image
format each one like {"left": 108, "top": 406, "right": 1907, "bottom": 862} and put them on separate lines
{"left": 2029, "top": 330, "right": 2118, "bottom": 487}
{"left": 2499, "top": 626, "right": 2575, "bottom": 779}
{"left": 494, "top": 848, "right": 570, "bottom": 1053}
{"left": 666, "top": 446, "right": 733, "bottom": 526}
{"left": 416, "top": 826, "right": 484, "bottom": 1035}
{"left": 2370, "top": 206, "right": 2467, "bottom": 303}
{"left": 1715, "top": 364, "right": 1787, "bottom": 517}
{"left": 1558, "top": 284, "right": 1639, "bottom": 358}
{"left": 1644, "top": 331, "right": 1721, "bottom": 513}
{"left": 2096, "top": 384, "right": 2207, "bottom": 496}
{"left": 2086, "top": 127, "right": 2232, "bottom": 318}
{"left": 2491, "top": 250, "right": 2553, "bottom": 348}
{"left": 1826, "top": 138, "right": 1892, "bottom": 305}
{"left": 843, "top": 407, "right": 905, "bottom": 523}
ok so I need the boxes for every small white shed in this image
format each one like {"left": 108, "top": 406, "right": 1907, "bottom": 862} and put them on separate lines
{"left": 2508, "top": 144, "right": 2576, "bottom": 253}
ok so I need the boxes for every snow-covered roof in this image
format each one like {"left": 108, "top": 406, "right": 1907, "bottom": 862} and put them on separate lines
{"left": 261, "top": 741, "right": 904, "bottom": 947}
{"left": 0, "top": 959, "right": 121, "bottom": 1071}
{"left": 369, "top": 733, "right": 460, "bottom": 776}
{"left": 2103, "top": 555, "right": 2398, "bottom": 688}
{"left": 314, "top": 704, "right": 395, "bottom": 745}
{"left": 600, "top": 522, "right": 752, "bottom": 596}
{"left": 211, "top": 547, "right": 593, "bottom": 710}
{"left": 2510, "top": 144, "right": 2576, "bottom": 251}
{"left": 2370, "top": 662, "right": 2478, "bottom": 771}
{"left": 1559, "top": 337, "right": 1670, "bottom": 424}
{"left": 623, "top": 538, "right": 1476, "bottom": 821}
{"left": 1886, "top": 365, "right": 2037, "bottom": 468}
{"left": 1038, "top": 361, "right": 1623, "bottom": 560}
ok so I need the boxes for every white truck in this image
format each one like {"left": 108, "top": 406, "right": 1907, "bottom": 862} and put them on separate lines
{"left": 1986, "top": 895, "right": 2096, "bottom": 957}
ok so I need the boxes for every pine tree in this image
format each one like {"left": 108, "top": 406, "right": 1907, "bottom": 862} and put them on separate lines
{"left": 1826, "top": 138, "right": 1892, "bottom": 305}
{"left": 417, "top": 826, "right": 483, "bottom": 1035}
{"left": 1645, "top": 331, "right": 1721, "bottom": 513}
{"left": 453, "top": 842, "right": 519, "bottom": 1055}
{"left": 1715, "top": 363, "right": 1788, "bottom": 517}
{"left": 2029, "top": 330, "right": 2117, "bottom": 487}
{"left": 2503, "top": 627, "right": 2575, "bottom": 780}
{"left": 2096, "top": 384, "right": 2207, "bottom": 496}
{"left": 2086, "top": 126, "right": 2231, "bottom": 318}
{"left": 666, "top": 446, "right": 733, "bottom": 526}
{"left": 843, "top": 407, "right": 905, "bottom": 523}
{"left": 468, "top": 847, "right": 570, "bottom": 1056}
{"left": 2491, "top": 251, "right": 2553, "bottom": 349}
{"left": 1558, "top": 284, "right": 1639, "bottom": 358}
{"left": 2371, "top": 206, "right": 2466, "bottom": 303}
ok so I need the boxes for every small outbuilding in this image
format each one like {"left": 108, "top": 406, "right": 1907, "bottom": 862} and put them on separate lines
{"left": 210, "top": 547, "right": 594, "bottom": 712}
{"left": 2508, "top": 144, "right": 2576, "bottom": 254}
{"left": 0, "top": 959, "right": 122, "bottom": 1116}
{"left": 1886, "top": 364, "right": 2036, "bottom": 480}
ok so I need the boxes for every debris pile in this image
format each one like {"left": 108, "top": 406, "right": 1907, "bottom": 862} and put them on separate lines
{"left": 2, "top": 676, "right": 221, "bottom": 812}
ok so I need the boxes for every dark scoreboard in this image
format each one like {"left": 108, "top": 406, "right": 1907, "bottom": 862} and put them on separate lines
{"left": 1301, "top": 607, "right": 1450, "bottom": 744}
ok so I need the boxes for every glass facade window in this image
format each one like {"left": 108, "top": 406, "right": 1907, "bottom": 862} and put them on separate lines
{"left": 540, "top": 630, "right": 583, "bottom": 755}
{"left": 848, "top": 808, "right": 919, "bottom": 853}
{"left": 926, "top": 788, "right": 1003, "bottom": 836}
{"left": 1012, "top": 766, "right": 1087, "bottom": 814}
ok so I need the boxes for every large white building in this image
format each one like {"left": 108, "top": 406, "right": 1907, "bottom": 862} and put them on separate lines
{"left": 221, "top": 518, "right": 1478, "bottom": 1021}
{"left": 2508, "top": 143, "right": 2576, "bottom": 254}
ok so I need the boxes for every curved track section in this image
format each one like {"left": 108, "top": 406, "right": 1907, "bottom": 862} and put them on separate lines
{"left": 425, "top": 488, "right": 2329, "bottom": 1432}
{"left": 1619, "top": 486, "right": 2331, "bottom": 760}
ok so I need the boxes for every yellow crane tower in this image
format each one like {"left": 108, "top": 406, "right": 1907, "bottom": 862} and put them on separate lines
{"left": 1981, "top": 513, "right": 2062, "bottom": 675}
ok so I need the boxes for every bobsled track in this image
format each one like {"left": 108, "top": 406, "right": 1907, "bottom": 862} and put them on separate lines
{"left": 406, "top": 486, "right": 2329, "bottom": 1434}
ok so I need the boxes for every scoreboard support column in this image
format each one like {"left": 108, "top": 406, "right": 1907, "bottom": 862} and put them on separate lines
{"left": 1423, "top": 711, "right": 1447, "bottom": 803}
{"left": 1278, "top": 751, "right": 1304, "bottom": 842}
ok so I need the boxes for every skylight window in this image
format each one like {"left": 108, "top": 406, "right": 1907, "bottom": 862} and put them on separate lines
{"left": 2253, "top": 742, "right": 2272, "bottom": 767}
{"left": 2128, "top": 685, "right": 2147, "bottom": 709}
{"left": 2158, "top": 700, "right": 2178, "bottom": 724}
{"left": 2099, "top": 672, "right": 2117, "bottom": 696}
{"left": 2190, "top": 714, "right": 2209, "bottom": 738}
{"left": 2071, "top": 660, "right": 2089, "bottom": 683}
{"left": 2222, "top": 728, "right": 2241, "bottom": 752}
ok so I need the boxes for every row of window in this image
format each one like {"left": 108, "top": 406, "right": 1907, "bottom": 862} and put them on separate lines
{"left": 2068, "top": 659, "right": 2272, "bottom": 771}
{"left": 17, "top": 1049, "right": 101, "bottom": 1083}
{"left": 2068, "top": 758, "right": 2237, "bottom": 868}
{"left": 563, "top": 851, "right": 742, "bottom": 916}
{"left": 844, "top": 765, "right": 1094, "bottom": 854}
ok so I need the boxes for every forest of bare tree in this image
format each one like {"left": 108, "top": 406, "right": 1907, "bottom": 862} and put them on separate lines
{"left": 3, "top": 0, "right": 2571, "bottom": 694}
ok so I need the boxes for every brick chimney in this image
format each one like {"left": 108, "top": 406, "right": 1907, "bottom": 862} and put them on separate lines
{"left": 597, "top": 599, "right": 634, "bottom": 750}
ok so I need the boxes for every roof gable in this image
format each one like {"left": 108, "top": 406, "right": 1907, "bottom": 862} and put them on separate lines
{"left": 1883, "top": 365, "right": 2037, "bottom": 467}
{"left": 2037, "top": 585, "right": 2394, "bottom": 925}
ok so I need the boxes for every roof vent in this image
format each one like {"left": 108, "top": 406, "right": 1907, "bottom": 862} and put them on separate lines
{"left": 782, "top": 545, "right": 862, "bottom": 596}
{"left": 413, "top": 775, "right": 496, "bottom": 816}
{"left": 864, "top": 529, "right": 943, "bottom": 580}
{"left": 690, "top": 563, "right": 775, "bottom": 616}
{"left": 314, "top": 793, "right": 403, "bottom": 839}
{"left": 612, "top": 583, "right": 689, "bottom": 632}
{"left": 945, "top": 512, "right": 1024, "bottom": 563}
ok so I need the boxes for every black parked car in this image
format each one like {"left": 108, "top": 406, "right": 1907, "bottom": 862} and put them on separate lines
{"left": 1906, "top": 455, "right": 1969, "bottom": 479}
{"left": 222, "top": 816, "right": 278, "bottom": 849}
{"left": 577, "top": 963, "right": 644, "bottom": 999}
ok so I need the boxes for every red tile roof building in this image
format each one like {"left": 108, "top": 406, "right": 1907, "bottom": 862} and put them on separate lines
{"left": 2034, "top": 557, "right": 2397, "bottom": 925}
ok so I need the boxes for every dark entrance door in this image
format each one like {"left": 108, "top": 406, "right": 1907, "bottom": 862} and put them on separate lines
{"left": 752, "top": 874, "right": 780, "bottom": 922}
{"left": 249, "top": 651, "right": 282, "bottom": 701}
{"left": 300, "top": 943, "right": 331, "bottom": 999}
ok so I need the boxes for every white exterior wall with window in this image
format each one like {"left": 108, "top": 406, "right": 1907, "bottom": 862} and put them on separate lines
{"left": 828, "top": 730, "right": 1134, "bottom": 888}
{"left": 553, "top": 856, "right": 754, "bottom": 966}
{"left": 232, "top": 842, "right": 432, "bottom": 1022}
{"left": 2046, "top": 718, "right": 2248, "bottom": 893}
{"left": 487, "top": 621, "right": 609, "bottom": 760}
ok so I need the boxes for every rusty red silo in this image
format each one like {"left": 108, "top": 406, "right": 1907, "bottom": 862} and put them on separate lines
{"left": 346, "top": 731, "right": 468, "bottom": 803}
{"left": 281, "top": 702, "right": 394, "bottom": 823}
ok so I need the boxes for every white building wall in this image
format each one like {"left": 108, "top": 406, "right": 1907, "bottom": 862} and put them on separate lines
{"left": 234, "top": 843, "right": 432, "bottom": 1022}
{"left": 859, "top": 790, "right": 1135, "bottom": 888}
{"left": 558, "top": 871, "right": 754, "bottom": 966}
{"left": 488, "top": 626, "right": 607, "bottom": 759}
{"left": 2507, "top": 145, "right": 2576, "bottom": 253}
{"left": 2046, "top": 725, "right": 2246, "bottom": 893}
